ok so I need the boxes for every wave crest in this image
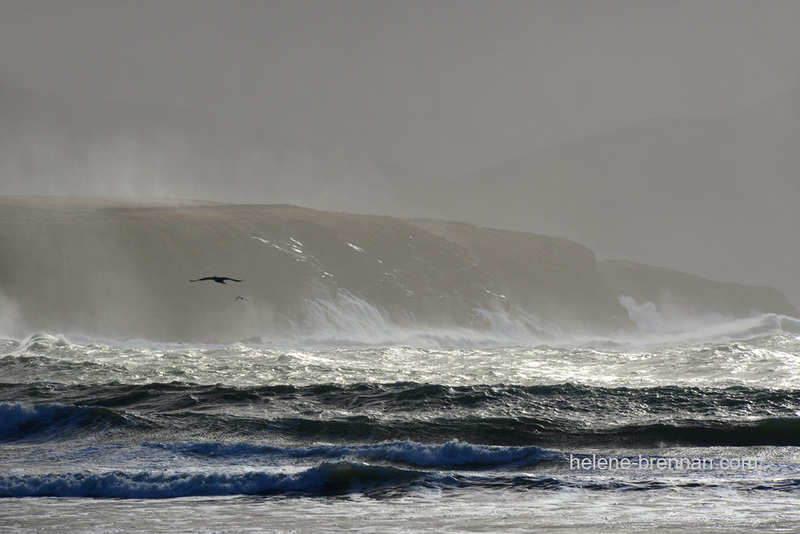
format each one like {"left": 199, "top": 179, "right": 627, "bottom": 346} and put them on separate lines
{"left": 0, "top": 462, "right": 425, "bottom": 499}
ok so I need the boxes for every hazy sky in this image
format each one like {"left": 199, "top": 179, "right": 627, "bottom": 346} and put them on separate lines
{"left": 2, "top": 0, "right": 799, "bottom": 178}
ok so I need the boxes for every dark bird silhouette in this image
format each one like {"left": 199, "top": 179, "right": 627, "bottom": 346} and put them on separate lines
{"left": 190, "top": 276, "right": 243, "bottom": 284}
{"left": 236, "top": 296, "right": 250, "bottom": 302}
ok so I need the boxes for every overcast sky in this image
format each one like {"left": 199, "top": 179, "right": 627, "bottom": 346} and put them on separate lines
{"left": 2, "top": 0, "right": 799, "bottom": 178}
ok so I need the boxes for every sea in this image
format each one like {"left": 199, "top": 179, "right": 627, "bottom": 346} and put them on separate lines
{"left": 2, "top": 313, "right": 800, "bottom": 532}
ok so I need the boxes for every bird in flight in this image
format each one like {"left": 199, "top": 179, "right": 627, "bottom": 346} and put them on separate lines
{"left": 190, "top": 276, "right": 243, "bottom": 284}
{"left": 236, "top": 296, "right": 250, "bottom": 302}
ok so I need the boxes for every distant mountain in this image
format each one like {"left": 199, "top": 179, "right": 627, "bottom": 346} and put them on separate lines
{"left": 432, "top": 88, "right": 800, "bottom": 306}
{"left": 0, "top": 86, "right": 436, "bottom": 216}
{"left": 1, "top": 196, "right": 794, "bottom": 343}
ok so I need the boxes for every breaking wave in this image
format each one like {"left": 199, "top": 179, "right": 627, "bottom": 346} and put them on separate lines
{"left": 0, "top": 462, "right": 427, "bottom": 498}
{"left": 618, "top": 295, "right": 800, "bottom": 345}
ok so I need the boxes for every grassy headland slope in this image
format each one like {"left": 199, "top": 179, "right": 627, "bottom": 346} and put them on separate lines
{"left": 0, "top": 196, "right": 794, "bottom": 342}
{"left": 0, "top": 196, "right": 630, "bottom": 341}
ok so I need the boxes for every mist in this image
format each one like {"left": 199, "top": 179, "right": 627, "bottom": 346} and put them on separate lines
{"left": 2, "top": 0, "right": 800, "bottom": 307}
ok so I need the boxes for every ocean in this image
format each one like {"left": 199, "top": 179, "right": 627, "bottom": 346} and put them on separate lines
{"left": 2, "top": 314, "right": 800, "bottom": 532}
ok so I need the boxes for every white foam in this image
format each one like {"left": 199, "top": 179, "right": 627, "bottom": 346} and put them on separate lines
{"left": 617, "top": 296, "right": 800, "bottom": 346}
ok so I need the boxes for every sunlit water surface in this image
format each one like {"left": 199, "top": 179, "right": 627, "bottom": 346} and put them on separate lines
{"left": 2, "top": 318, "right": 800, "bottom": 532}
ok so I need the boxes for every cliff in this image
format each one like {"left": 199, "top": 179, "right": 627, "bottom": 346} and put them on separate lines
{"left": 0, "top": 196, "right": 794, "bottom": 344}
{"left": 0, "top": 196, "right": 631, "bottom": 342}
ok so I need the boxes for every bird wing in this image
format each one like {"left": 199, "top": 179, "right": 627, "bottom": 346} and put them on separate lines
{"left": 222, "top": 278, "right": 243, "bottom": 282}
{"left": 190, "top": 277, "right": 215, "bottom": 282}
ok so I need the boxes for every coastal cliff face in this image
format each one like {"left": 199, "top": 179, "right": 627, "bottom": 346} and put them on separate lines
{"left": 0, "top": 196, "right": 629, "bottom": 342}
{"left": 0, "top": 196, "right": 795, "bottom": 343}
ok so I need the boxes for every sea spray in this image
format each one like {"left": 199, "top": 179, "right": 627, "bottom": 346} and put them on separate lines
{"left": 2, "top": 329, "right": 800, "bottom": 531}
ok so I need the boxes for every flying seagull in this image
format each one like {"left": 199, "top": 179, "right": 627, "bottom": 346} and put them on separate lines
{"left": 236, "top": 296, "right": 250, "bottom": 302}
{"left": 190, "top": 276, "right": 243, "bottom": 284}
